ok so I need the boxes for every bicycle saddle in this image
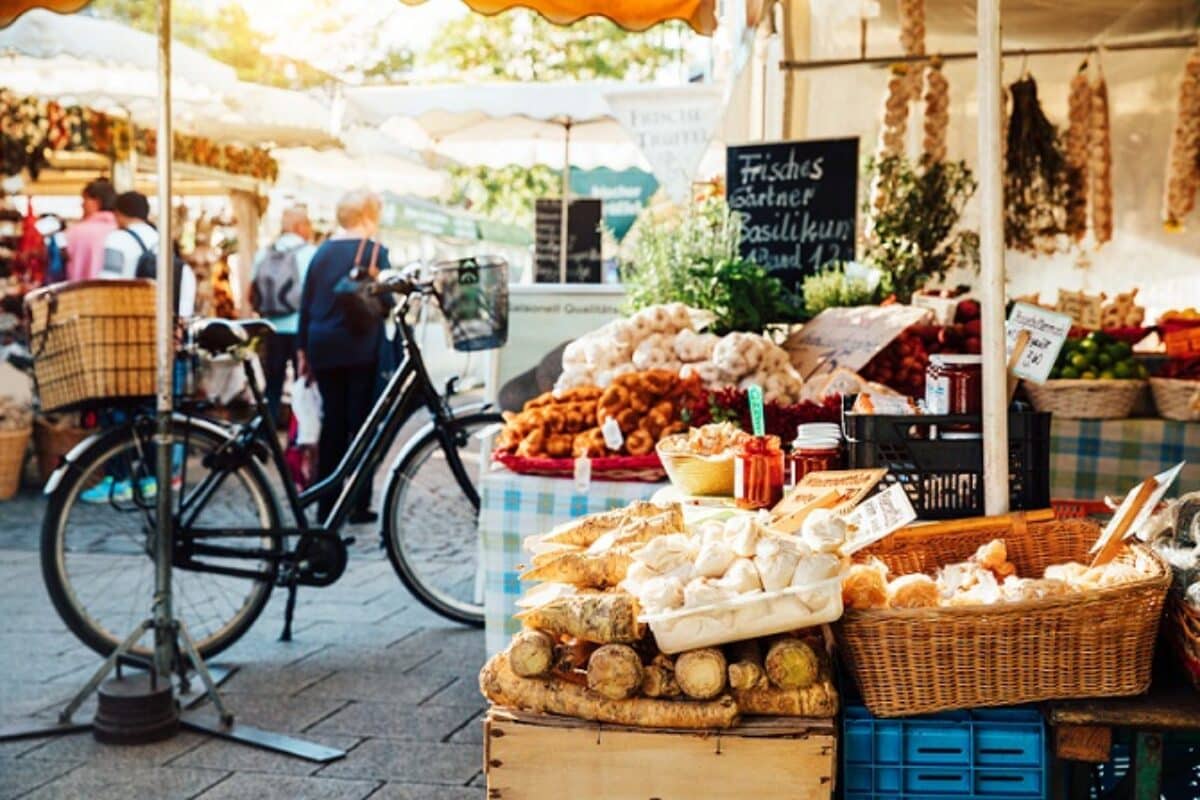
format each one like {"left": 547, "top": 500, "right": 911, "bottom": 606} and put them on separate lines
{"left": 193, "top": 318, "right": 276, "bottom": 355}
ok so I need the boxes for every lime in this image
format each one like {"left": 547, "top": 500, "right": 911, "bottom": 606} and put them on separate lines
{"left": 1099, "top": 370, "right": 1115, "bottom": 380}
{"left": 1060, "top": 366, "right": 1080, "bottom": 379}
{"left": 1081, "top": 371, "right": 1097, "bottom": 380}
{"left": 1111, "top": 341, "right": 1133, "bottom": 359}
{"left": 1097, "top": 352, "right": 1113, "bottom": 368}
{"left": 1136, "top": 363, "right": 1149, "bottom": 379}
{"left": 1113, "top": 361, "right": 1133, "bottom": 379}
{"left": 1070, "top": 353, "right": 1090, "bottom": 369}
{"left": 1078, "top": 339, "right": 1099, "bottom": 354}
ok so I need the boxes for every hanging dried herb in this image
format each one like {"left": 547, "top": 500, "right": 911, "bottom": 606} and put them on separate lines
{"left": 1004, "top": 75, "right": 1070, "bottom": 254}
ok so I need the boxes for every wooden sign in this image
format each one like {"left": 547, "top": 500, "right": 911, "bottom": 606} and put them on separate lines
{"left": 1055, "top": 288, "right": 1104, "bottom": 330}
{"left": 726, "top": 137, "right": 859, "bottom": 293}
{"left": 534, "top": 198, "right": 602, "bottom": 283}
{"left": 1006, "top": 302, "right": 1073, "bottom": 384}
{"left": 784, "top": 305, "right": 934, "bottom": 378}
{"left": 1165, "top": 326, "right": 1200, "bottom": 359}
{"left": 1089, "top": 463, "right": 1183, "bottom": 567}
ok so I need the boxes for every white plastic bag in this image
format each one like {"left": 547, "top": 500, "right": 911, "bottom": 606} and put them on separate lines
{"left": 292, "top": 378, "right": 322, "bottom": 446}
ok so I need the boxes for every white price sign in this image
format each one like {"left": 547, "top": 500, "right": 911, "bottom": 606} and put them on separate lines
{"left": 1006, "top": 303, "right": 1073, "bottom": 384}
{"left": 841, "top": 483, "right": 918, "bottom": 555}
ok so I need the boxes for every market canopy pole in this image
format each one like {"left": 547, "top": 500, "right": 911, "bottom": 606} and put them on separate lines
{"left": 977, "top": 0, "right": 1009, "bottom": 514}
{"left": 559, "top": 119, "right": 571, "bottom": 283}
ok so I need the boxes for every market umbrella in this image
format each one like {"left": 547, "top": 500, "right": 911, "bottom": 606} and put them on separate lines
{"left": 398, "top": 0, "right": 715, "bottom": 34}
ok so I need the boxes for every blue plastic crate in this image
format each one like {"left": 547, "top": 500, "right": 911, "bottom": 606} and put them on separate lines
{"left": 844, "top": 705, "right": 1049, "bottom": 800}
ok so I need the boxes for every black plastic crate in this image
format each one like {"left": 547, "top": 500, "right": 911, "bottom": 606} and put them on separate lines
{"left": 842, "top": 397, "right": 1051, "bottom": 520}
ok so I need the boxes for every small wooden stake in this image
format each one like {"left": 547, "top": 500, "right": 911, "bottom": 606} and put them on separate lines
{"left": 1006, "top": 329, "right": 1031, "bottom": 403}
{"left": 1090, "top": 477, "right": 1158, "bottom": 567}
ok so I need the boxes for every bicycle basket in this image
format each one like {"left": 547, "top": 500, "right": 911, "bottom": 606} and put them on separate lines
{"left": 433, "top": 256, "right": 509, "bottom": 352}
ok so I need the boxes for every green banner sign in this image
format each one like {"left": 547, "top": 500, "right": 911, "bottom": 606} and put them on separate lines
{"left": 568, "top": 166, "right": 658, "bottom": 241}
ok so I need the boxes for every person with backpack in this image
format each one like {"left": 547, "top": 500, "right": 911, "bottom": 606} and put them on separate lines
{"left": 251, "top": 205, "right": 315, "bottom": 424}
{"left": 100, "top": 191, "right": 196, "bottom": 316}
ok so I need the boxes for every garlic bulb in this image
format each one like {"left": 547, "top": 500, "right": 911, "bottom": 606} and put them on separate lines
{"left": 1065, "top": 63, "right": 1092, "bottom": 242}
{"left": 1089, "top": 74, "right": 1114, "bottom": 245}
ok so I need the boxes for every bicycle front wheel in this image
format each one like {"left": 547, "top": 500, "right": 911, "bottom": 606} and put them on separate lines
{"left": 41, "top": 419, "right": 282, "bottom": 659}
{"left": 383, "top": 411, "right": 500, "bottom": 627}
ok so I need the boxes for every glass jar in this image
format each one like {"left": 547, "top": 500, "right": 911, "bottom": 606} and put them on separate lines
{"left": 734, "top": 435, "right": 785, "bottom": 510}
{"left": 788, "top": 423, "right": 843, "bottom": 487}
{"left": 926, "top": 354, "right": 983, "bottom": 415}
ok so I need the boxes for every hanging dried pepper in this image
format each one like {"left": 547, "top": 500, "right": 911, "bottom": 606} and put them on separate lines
{"left": 1163, "top": 48, "right": 1200, "bottom": 230}
{"left": 1064, "top": 62, "right": 1092, "bottom": 242}
{"left": 1004, "top": 75, "right": 1070, "bottom": 254}
{"left": 1089, "top": 73, "right": 1113, "bottom": 245}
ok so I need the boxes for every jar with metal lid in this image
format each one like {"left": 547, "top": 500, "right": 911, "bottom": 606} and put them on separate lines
{"left": 788, "top": 423, "right": 843, "bottom": 487}
{"left": 926, "top": 354, "right": 983, "bottom": 415}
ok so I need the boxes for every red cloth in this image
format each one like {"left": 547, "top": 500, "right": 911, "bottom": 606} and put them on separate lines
{"left": 65, "top": 210, "right": 117, "bottom": 281}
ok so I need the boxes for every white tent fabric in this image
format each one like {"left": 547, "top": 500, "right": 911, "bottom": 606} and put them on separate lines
{"left": 0, "top": 10, "right": 339, "bottom": 148}
{"left": 796, "top": 6, "right": 1200, "bottom": 317}
{"left": 273, "top": 144, "right": 449, "bottom": 200}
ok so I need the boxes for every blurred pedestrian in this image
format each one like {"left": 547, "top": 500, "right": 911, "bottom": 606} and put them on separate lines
{"left": 65, "top": 177, "right": 116, "bottom": 281}
{"left": 251, "top": 205, "right": 316, "bottom": 425}
{"left": 297, "top": 190, "right": 388, "bottom": 523}
{"left": 100, "top": 190, "right": 196, "bottom": 316}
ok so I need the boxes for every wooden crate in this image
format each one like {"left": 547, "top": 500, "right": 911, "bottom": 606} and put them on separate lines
{"left": 484, "top": 709, "right": 836, "bottom": 799}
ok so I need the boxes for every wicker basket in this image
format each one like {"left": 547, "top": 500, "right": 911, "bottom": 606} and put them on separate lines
{"left": 33, "top": 415, "right": 92, "bottom": 486}
{"left": 0, "top": 427, "right": 32, "bottom": 500}
{"left": 1167, "top": 594, "right": 1200, "bottom": 691}
{"left": 1023, "top": 378, "right": 1146, "bottom": 419}
{"left": 656, "top": 437, "right": 735, "bottom": 496}
{"left": 1150, "top": 377, "right": 1200, "bottom": 422}
{"left": 493, "top": 452, "right": 666, "bottom": 482}
{"left": 25, "top": 280, "right": 157, "bottom": 412}
{"left": 837, "top": 517, "right": 1170, "bottom": 717}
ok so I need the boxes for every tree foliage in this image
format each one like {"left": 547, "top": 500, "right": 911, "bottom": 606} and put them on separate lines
{"left": 422, "top": 9, "right": 682, "bottom": 82}
{"left": 446, "top": 163, "right": 559, "bottom": 229}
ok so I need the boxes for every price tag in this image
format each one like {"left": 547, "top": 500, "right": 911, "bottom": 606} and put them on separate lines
{"left": 1006, "top": 302, "right": 1073, "bottom": 384}
{"left": 840, "top": 484, "right": 918, "bottom": 555}
{"left": 1055, "top": 289, "right": 1103, "bottom": 330}
{"left": 601, "top": 416, "right": 624, "bottom": 451}
{"left": 573, "top": 456, "right": 592, "bottom": 492}
{"left": 913, "top": 293, "right": 961, "bottom": 326}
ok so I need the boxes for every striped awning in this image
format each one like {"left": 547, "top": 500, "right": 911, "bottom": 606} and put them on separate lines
{"left": 399, "top": 0, "right": 716, "bottom": 34}
{"left": 0, "top": 0, "right": 90, "bottom": 26}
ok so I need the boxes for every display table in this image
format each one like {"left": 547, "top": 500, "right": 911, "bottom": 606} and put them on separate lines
{"left": 479, "top": 467, "right": 661, "bottom": 655}
{"left": 1049, "top": 418, "right": 1200, "bottom": 500}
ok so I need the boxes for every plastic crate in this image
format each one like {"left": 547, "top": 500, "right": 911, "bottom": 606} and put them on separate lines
{"left": 843, "top": 705, "right": 1049, "bottom": 800}
{"left": 842, "top": 399, "right": 1051, "bottom": 520}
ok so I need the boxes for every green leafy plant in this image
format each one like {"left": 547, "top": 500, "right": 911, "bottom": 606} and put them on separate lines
{"left": 863, "top": 155, "right": 979, "bottom": 303}
{"left": 801, "top": 264, "right": 892, "bottom": 317}
{"left": 620, "top": 197, "right": 796, "bottom": 334}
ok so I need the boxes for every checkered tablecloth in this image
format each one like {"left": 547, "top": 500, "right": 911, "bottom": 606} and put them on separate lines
{"left": 1050, "top": 418, "right": 1200, "bottom": 500}
{"left": 479, "top": 467, "right": 662, "bottom": 656}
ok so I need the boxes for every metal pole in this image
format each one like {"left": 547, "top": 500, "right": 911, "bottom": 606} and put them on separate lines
{"left": 153, "top": 0, "right": 176, "bottom": 680}
{"left": 978, "top": 0, "right": 1009, "bottom": 515}
{"left": 558, "top": 120, "right": 571, "bottom": 283}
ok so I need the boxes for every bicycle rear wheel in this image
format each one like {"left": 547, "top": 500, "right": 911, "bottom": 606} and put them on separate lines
{"left": 382, "top": 411, "right": 500, "bottom": 627}
{"left": 41, "top": 419, "right": 281, "bottom": 659}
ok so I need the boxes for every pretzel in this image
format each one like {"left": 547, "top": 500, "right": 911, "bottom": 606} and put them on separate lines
{"left": 624, "top": 429, "right": 655, "bottom": 456}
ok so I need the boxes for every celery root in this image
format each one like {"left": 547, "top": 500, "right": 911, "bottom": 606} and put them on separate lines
{"left": 480, "top": 652, "right": 738, "bottom": 729}
{"left": 674, "top": 648, "right": 728, "bottom": 700}
{"left": 586, "top": 644, "right": 644, "bottom": 700}
{"left": 764, "top": 637, "right": 819, "bottom": 690}
{"left": 515, "top": 594, "right": 642, "bottom": 643}
{"left": 508, "top": 630, "right": 555, "bottom": 678}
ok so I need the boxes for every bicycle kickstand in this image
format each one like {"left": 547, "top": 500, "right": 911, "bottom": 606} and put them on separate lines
{"left": 280, "top": 579, "right": 298, "bottom": 642}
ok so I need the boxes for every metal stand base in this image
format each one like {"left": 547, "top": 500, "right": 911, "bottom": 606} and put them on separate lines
{"left": 93, "top": 673, "right": 179, "bottom": 745}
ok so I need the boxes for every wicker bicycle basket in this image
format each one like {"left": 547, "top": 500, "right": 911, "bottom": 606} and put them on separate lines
{"left": 25, "top": 280, "right": 157, "bottom": 412}
{"left": 837, "top": 517, "right": 1170, "bottom": 717}
{"left": 1023, "top": 378, "right": 1146, "bottom": 419}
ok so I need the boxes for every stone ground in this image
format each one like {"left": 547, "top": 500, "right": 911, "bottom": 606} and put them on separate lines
{"left": 0, "top": 476, "right": 488, "bottom": 799}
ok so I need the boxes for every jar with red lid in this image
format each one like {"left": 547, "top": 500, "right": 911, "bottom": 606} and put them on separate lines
{"left": 734, "top": 435, "right": 784, "bottom": 510}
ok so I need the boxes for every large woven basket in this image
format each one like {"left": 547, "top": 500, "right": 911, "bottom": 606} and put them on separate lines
{"left": 33, "top": 415, "right": 92, "bottom": 486}
{"left": 0, "top": 427, "right": 32, "bottom": 501}
{"left": 1167, "top": 594, "right": 1200, "bottom": 691}
{"left": 1024, "top": 379, "right": 1146, "bottom": 419}
{"left": 837, "top": 517, "right": 1170, "bottom": 717}
{"left": 25, "top": 280, "right": 157, "bottom": 412}
{"left": 1150, "top": 377, "right": 1200, "bottom": 422}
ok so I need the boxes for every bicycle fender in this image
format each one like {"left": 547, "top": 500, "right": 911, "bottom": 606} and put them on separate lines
{"left": 41, "top": 413, "right": 262, "bottom": 495}
{"left": 381, "top": 401, "right": 495, "bottom": 485}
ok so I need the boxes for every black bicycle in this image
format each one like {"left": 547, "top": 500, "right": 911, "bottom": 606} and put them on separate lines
{"left": 39, "top": 257, "right": 508, "bottom": 660}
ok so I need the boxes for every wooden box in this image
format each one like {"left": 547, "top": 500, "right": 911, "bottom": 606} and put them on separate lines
{"left": 484, "top": 709, "right": 836, "bottom": 799}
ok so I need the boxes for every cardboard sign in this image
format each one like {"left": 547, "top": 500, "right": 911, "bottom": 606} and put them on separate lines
{"left": 841, "top": 484, "right": 918, "bottom": 555}
{"left": 1165, "top": 326, "right": 1200, "bottom": 359}
{"left": 726, "top": 137, "right": 859, "bottom": 293}
{"left": 534, "top": 198, "right": 602, "bottom": 283}
{"left": 1006, "top": 302, "right": 1073, "bottom": 384}
{"left": 913, "top": 293, "right": 961, "bottom": 326}
{"left": 1055, "top": 289, "right": 1104, "bottom": 330}
{"left": 1090, "top": 463, "right": 1183, "bottom": 565}
{"left": 770, "top": 468, "right": 887, "bottom": 521}
{"left": 785, "top": 305, "right": 934, "bottom": 379}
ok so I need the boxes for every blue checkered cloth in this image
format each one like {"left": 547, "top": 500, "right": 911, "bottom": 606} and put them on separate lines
{"left": 1050, "top": 418, "right": 1200, "bottom": 500}
{"left": 480, "top": 467, "right": 662, "bottom": 656}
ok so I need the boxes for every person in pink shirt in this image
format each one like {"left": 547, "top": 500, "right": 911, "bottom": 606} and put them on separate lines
{"left": 65, "top": 178, "right": 117, "bottom": 282}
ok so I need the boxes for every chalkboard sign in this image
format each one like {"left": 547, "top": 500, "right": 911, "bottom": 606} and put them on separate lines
{"left": 726, "top": 137, "right": 859, "bottom": 292}
{"left": 535, "top": 198, "right": 602, "bottom": 283}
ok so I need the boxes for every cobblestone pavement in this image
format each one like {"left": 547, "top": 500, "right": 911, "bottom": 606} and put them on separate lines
{"left": 0, "top": 468, "right": 488, "bottom": 799}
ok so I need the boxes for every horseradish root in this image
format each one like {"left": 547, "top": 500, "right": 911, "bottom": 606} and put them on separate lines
{"left": 586, "top": 644, "right": 644, "bottom": 700}
{"left": 764, "top": 637, "right": 820, "bottom": 690}
{"left": 726, "top": 640, "right": 767, "bottom": 691}
{"left": 674, "top": 647, "right": 728, "bottom": 700}
{"left": 516, "top": 594, "right": 643, "bottom": 643}
{"left": 508, "top": 630, "right": 555, "bottom": 678}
